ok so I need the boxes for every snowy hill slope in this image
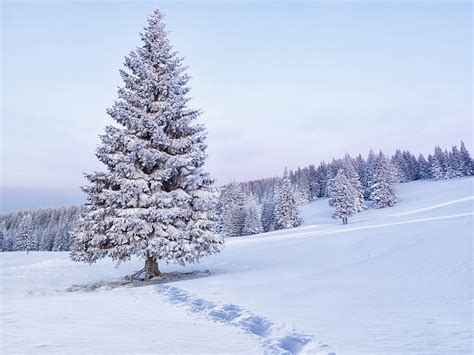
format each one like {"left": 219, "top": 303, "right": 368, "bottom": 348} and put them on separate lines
{"left": 1, "top": 177, "right": 472, "bottom": 354}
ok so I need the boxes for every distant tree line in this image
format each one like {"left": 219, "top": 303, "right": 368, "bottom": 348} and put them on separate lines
{"left": 0, "top": 206, "right": 83, "bottom": 252}
{"left": 219, "top": 140, "right": 473, "bottom": 232}
{"left": 1, "top": 140, "right": 472, "bottom": 251}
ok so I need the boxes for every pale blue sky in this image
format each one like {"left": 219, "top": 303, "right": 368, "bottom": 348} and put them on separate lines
{"left": 1, "top": 1, "right": 472, "bottom": 212}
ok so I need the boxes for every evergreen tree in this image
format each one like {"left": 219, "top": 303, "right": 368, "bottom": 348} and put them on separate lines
{"left": 71, "top": 9, "right": 223, "bottom": 278}
{"left": 418, "top": 154, "right": 431, "bottom": 179}
{"left": 2, "top": 231, "right": 14, "bottom": 252}
{"left": 294, "top": 185, "right": 310, "bottom": 206}
{"left": 220, "top": 182, "right": 245, "bottom": 237}
{"left": 242, "top": 195, "right": 263, "bottom": 236}
{"left": 53, "top": 231, "right": 71, "bottom": 251}
{"left": 370, "top": 153, "right": 397, "bottom": 209}
{"left": 363, "top": 149, "right": 377, "bottom": 199}
{"left": 326, "top": 170, "right": 336, "bottom": 205}
{"left": 315, "top": 162, "right": 329, "bottom": 197}
{"left": 342, "top": 155, "right": 366, "bottom": 212}
{"left": 39, "top": 231, "right": 55, "bottom": 251}
{"left": 392, "top": 150, "right": 409, "bottom": 182}
{"left": 307, "top": 164, "right": 320, "bottom": 200}
{"left": 427, "top": 154, "right": 435, "bottom": 176}
{"left": 354, "top": 154, "right": 366, "bottom": 182}
{"left": 0, "top": 222, "right": 5, "bottom": 252}
{"left": 447, "top": 146, "right": 463, "bottom": 178}
{"left": 15, "top": 214, "right": 38, "bottom": 253}
{"left": 459, "top": 140, "right": 472, "bottom": 176}
{"left": 431, "top": 146, "right": 447, "bottom": 180}
{"left": 274, "top": 169, "right": 302, "bottom": 229}
{"left": 261, "top": 197, "right": 275, "bottom": 232}
{"left": 331, "top": 170, "right": 357, "bottom": 224}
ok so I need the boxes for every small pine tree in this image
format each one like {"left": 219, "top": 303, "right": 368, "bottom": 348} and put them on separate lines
{"left": 71, "top": 9, "right": 223, "bottom": 278}
{"left": 274, "top": 169, "right": 302, "bottom": 229}
{"left": 331, "top": 170, "right": 357, "bottom": 224}
{"left": 370, "top": 153, "right": 397, "bottom": 209}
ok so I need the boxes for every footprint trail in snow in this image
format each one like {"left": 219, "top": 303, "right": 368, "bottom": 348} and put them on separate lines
{"left": 156, "top": 284, "right": 334, "bottom": 355}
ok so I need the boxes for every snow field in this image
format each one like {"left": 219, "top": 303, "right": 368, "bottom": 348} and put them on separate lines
{"left": 1, "top": 177, "right": 472, "bottom": 354}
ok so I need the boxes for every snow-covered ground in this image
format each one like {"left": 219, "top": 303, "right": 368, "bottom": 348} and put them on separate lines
{"left": 1, "top": 177, "right": 472, "bottom": 354}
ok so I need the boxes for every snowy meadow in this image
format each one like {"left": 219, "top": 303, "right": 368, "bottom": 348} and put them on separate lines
{"left": 1, "top": 178, "right": 472, "bottom": 353}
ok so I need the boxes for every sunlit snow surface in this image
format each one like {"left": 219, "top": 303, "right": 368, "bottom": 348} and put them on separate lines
{"left": 1, "top": 177, "right": 472, "bottom": 354}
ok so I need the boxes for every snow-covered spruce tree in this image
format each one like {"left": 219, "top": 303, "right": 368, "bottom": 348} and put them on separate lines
{"left": 15, "top": 214, "right": 38, "bottom": 253}
{"left": 315, "top": 162, "right": 329, "bottom": 197}
{"left": 391, "top": 150, "right": 408, "bottom": 182}
{"left": 39, "top": 231, "right": 55, "bottom": 251}
{"left": 242, "top": 195, "right": 263, "bottom": 236}
{"left": 431, "top": 146, "right": 447, "bottom": 180}
{"left": 53, "top": 231, "right": 71, "bottom": 251}
{"left": 326, "top": 171, "right": 336, "bottom": 206}
{"left": 447, "top": 146, "right": 463, "bottom": 178}
{"left": 459, "top": 140, "right": 473, "bottom": 176}
{"left": 342, "top": 155, "right": 366, "bottom": 213}
{"left": 261, "top": 197, "right": 275, "bottom": 232}
{"left": 274, "top": 169, "right": 302, "bottom": 230}
{"left": 331, "top": 170, "right": 357, "bottom": 225}
{"left": 71, "top": 9, "right": 223, "bottom": 278}
{"left": 220, "top": 182, "right": 245, "bottom": 237}
{"left": 0, "top": 222, "right": 5, "bottom": 251}
{"left": 417, "top": 154, "right": 432, "bottom": 179}
{"left": 370, "top": 153, "right": 397, "bottom": 209}
{"left": 363, "top": 149, "right": 377, "bottom": 199}
{"left": 294, "top": 185, "right": 309, "bottom": 206}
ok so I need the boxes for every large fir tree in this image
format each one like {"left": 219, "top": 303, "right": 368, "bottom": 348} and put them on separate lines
{"left": 71, "top": 9, "right": 223, "bottom": 278}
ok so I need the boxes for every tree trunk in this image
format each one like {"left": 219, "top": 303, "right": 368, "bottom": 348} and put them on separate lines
{"left": 145, "top": 256, "right": 160, "bottom": 279}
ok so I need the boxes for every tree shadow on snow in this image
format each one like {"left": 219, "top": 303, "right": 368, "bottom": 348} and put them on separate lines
{"left": 62, "top": 270, "right": 212, "bottom": 293}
